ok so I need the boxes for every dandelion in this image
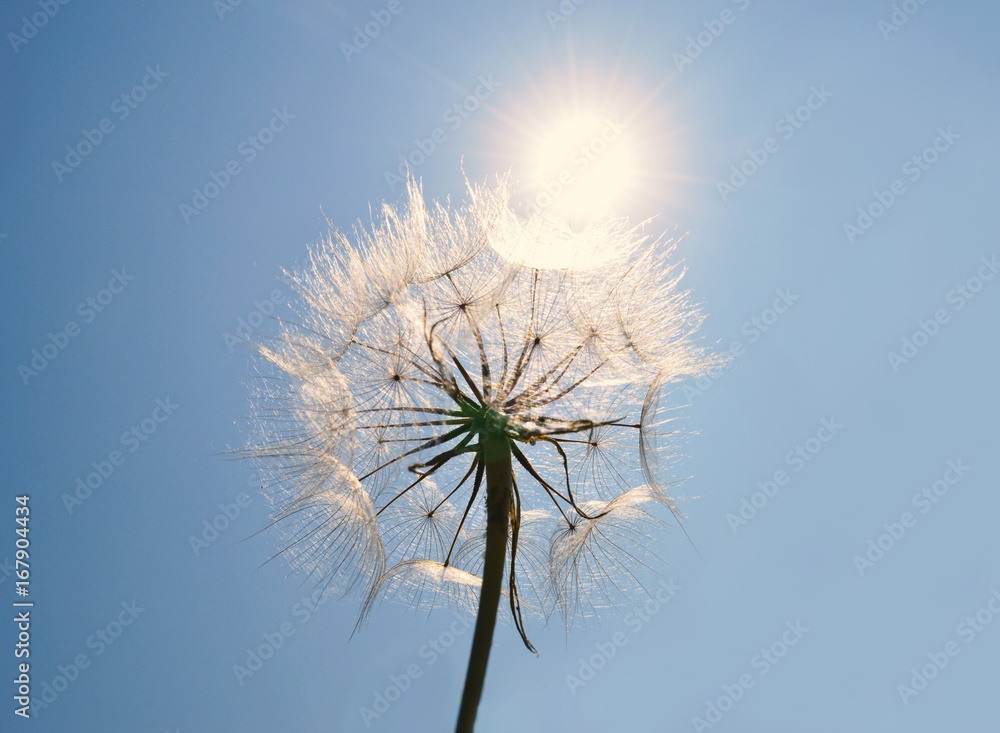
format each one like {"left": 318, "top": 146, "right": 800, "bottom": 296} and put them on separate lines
{"left": 245, "top": 176, "right": 719, "bottom": 732}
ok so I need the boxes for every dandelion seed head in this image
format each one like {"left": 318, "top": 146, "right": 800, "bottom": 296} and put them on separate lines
{"left": 247, "top": 175, "right": 720, "bottom": 636}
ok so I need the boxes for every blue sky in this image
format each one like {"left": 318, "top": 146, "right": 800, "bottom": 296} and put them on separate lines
{"left": 2, "top": 1, "right": 999, "bottom": 731}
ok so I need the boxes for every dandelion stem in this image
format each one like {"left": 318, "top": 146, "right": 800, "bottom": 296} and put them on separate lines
{"left": 456, "top": 435, "right": 511, "bottom": 733}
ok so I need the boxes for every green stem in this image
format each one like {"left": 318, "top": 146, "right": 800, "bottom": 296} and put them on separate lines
{"left": 455, "top": 437, "right": 511, "bottom": 733}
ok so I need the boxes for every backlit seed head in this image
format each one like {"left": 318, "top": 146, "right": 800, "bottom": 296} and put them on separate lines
{"left": 245, "top": 175, "right": 722, "bottom": 642}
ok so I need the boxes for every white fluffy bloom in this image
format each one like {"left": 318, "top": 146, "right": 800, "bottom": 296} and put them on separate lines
{"left": 246, "top": 177, "right": 719, "bottom": 647}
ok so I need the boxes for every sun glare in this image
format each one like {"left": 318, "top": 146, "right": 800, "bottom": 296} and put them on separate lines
{"left": 490, "top": 213, "right": 631, "bottom": 271}
{"left": 487, "top": 111, "right": 642, "bottom": 270}
{"left": 475, "top": 60, "right": 687, "bottom": 269}
{"left": 525, "top": 113, "right": 636, "bottom": 224}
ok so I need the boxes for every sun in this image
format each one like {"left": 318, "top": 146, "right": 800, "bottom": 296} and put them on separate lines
{"left": 524, "top": 112, "right": 637, "bottom": 224}
{"left": 487, "top": 110, "right": 641, "bottom": 270}
{"left": 470, "top": 57, "right": 690, "bottom": 269}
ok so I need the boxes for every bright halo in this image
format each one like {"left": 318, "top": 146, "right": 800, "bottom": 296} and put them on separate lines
{"left": 475, "top": 64, "right": 686, "bottom": 269}
{"left": 524, "top": 112, "right": 636, "bottom": 224}
{"left": 486, "top": 112, "right": 639, "bottom": 270}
